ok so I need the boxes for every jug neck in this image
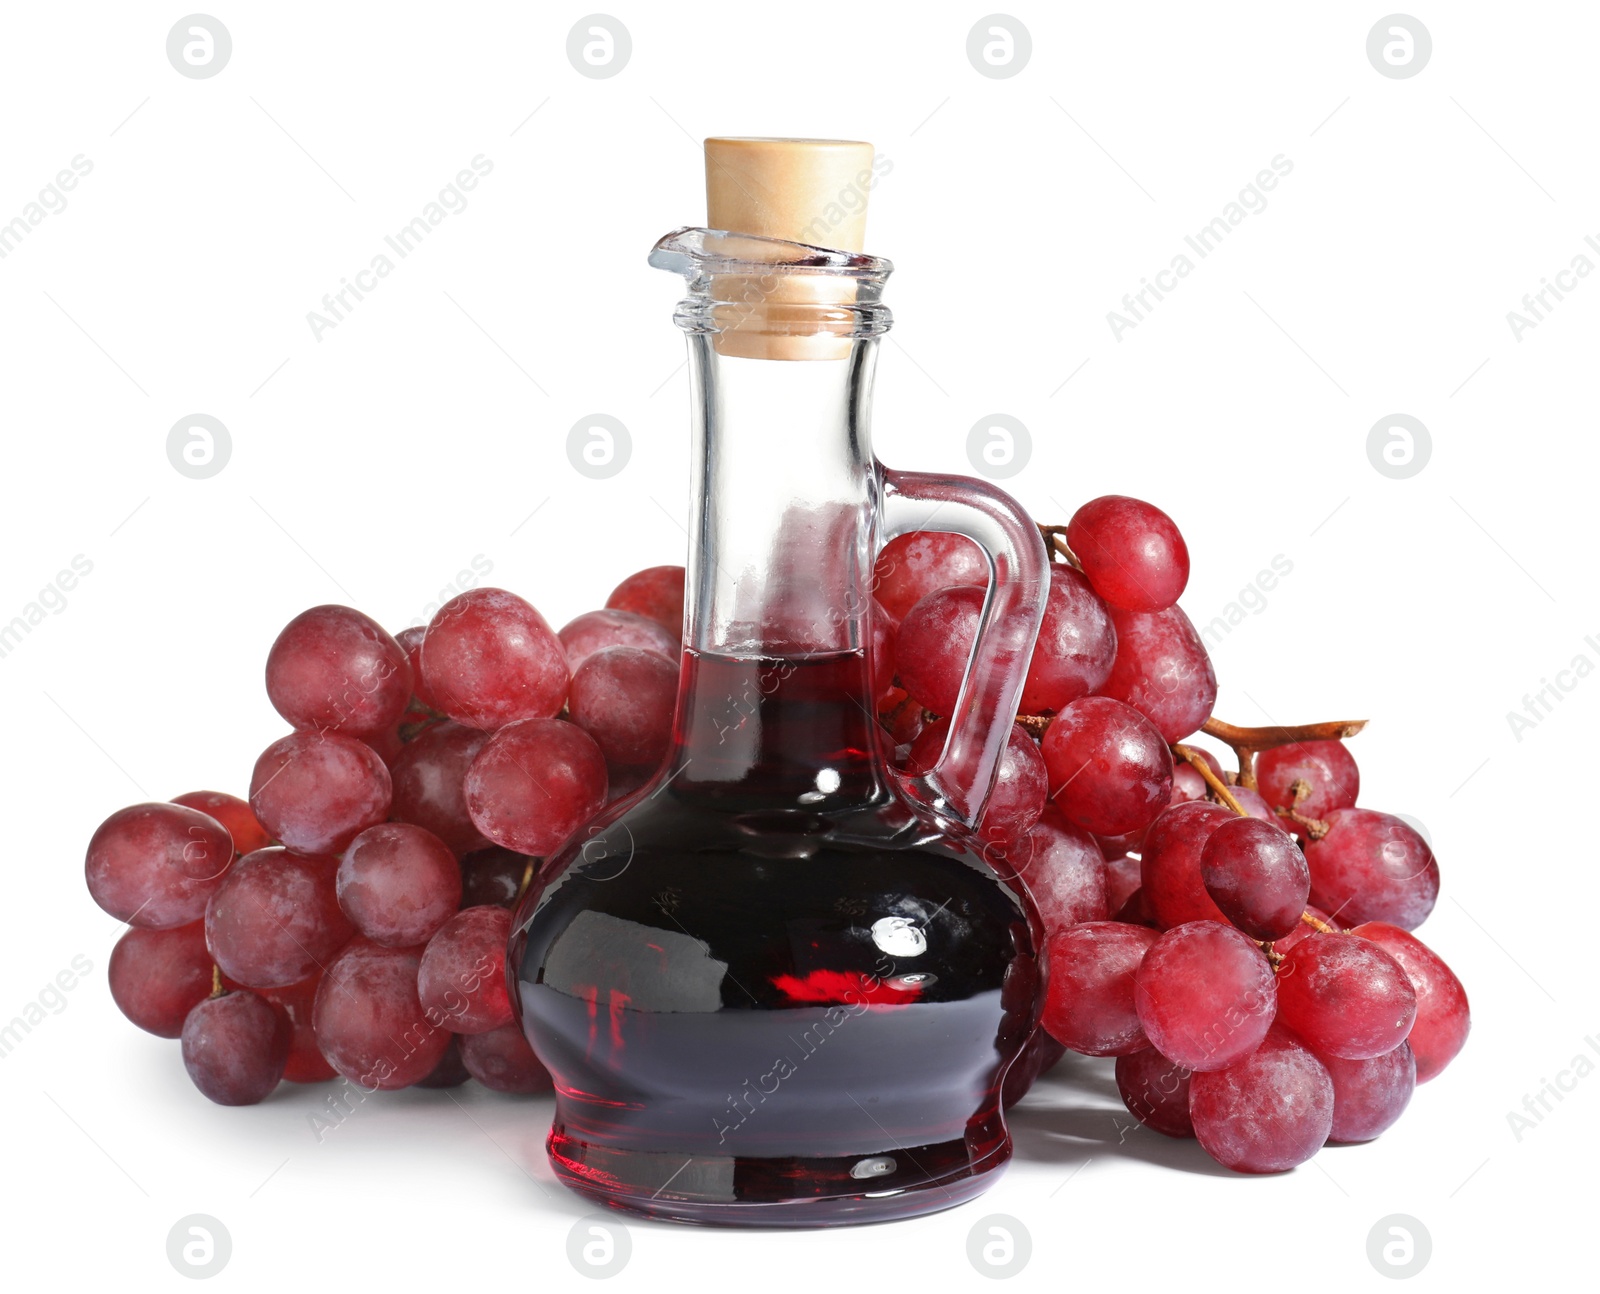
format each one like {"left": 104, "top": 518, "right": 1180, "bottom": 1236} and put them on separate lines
{"left": 651, "top": 229, "right": 896, "bottom": 807}
{"left": 682, "top": 332, "right": 880, "bottom": 659}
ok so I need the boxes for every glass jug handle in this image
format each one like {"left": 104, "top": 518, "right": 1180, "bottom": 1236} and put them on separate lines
{"left": 880, "top": 468, "right": 1049, "bottom": 829}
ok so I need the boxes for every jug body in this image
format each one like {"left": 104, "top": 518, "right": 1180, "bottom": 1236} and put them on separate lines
{"left": 513, "top": 652, "right": 1038, "bottom": 1224}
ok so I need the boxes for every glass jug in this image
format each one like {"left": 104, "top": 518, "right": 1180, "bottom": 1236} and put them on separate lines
{"left": 510, "top": 175, "right": 1049, "bottom": 1225}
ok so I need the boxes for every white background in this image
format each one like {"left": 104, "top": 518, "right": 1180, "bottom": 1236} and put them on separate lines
{"left": 1, "top": 1, "right": 1591, "bottom": 1287}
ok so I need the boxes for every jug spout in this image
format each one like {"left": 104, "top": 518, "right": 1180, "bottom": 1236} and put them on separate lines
{"left": 648, "top": 227, "right": 892, "bottom": 281}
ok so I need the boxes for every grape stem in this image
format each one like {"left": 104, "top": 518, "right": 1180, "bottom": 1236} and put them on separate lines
{"left": 1013, "top": 713, "right": 1052, "bottom": 739}
{"left": 1199, "top": 716, "right": 1367, "bottom": 790}
{"left": 1277, "top": 805, "right": 1332, "bottom": 840}
{"left": 210, "top": 964, "right": 223, "bottom": 998}
{"left": 517, "top": 859, "right": 536, "bottom": 902}
{"left": 1172, "top": 743, "right": 1248, "bottom": 817}
{"left": 1272, "top": 778, "right": 1333, "bottom": 838}
{"left": 1036, "top": 524, "right": 1081, "bottom": 569}
{"left": 1265, "top": 911, "right": 1343, "bottom": 964}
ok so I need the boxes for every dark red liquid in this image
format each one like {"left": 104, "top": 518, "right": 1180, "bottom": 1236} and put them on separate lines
{"left": 510, "top": 651, "right": 1039, "bottom": 1226}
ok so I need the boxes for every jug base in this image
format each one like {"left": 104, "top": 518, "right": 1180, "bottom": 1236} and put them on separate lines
{"left": 547, "top": 1125, "right": 1011, "bottom": 1228}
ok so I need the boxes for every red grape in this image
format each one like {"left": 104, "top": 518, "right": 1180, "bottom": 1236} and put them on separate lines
{"left": 876, "top": 687, "right": 925, "bottom": 747}
{"left": 265, "top": 605, "right": 411, "bottom": 739}
{"left": 872, "top": 531, "right": 988, "bottom": 620}
{"left": 1349, "top": 922, "right": 1469, "bottom": 1081}
{"left": 460, "top": 847, "right": 529, "bottom": 909}
{"left": 1093, "top": 825, "right": 1149, "bottom": 857}
{"left": 1018, "top": 565, "right": 1117, "bottom": 712}
{"left": 464, "top": 719, "right": 608, "bottom": 856}
{"left": 1006, "top": 806, "right": 1108, "bottom": 934}
{"left": 249, "top": 730, "right": 391, "bottom": 856}
{"left": 180, "top": 990, "right": 291, "bottom": 1106}
{"left": 1042, "top": 696, "right": 1173, "bottom": 836}
{"left": 388, "top": 721, "right": 491, "bottom": 857}
{"left": 1171, "top": 748, "right": 1229, "bottom": 809}
{"left": 394, "top": 625, "right": 441, "bottom": 711}
{"left": 1275, "top": 932, "right": 1417, "bottom": 1059}
{"left": 1140, "top": 800, "right": 1234, "bottom": 928}
{"left": 314, "top": 940, "right": 450, "bottom": 1090}
{"left": 417, "top": 1036, "right": 471, "bottom": 1088}
{"left": 460, "top": 1024, "right": 552, "bottom": 1094}
{"left": 108, "top": 922, "right": 214, "bottom": 1038}
{"left": 418, "top": 905, "right": 514, "bottom": 1034}
{"left": 361, "top": 720, "right": 407, "bottom": 768}
{"left": 896, "top": 585, "right": 984, "bottom": 715}
{"left": 1189, "top": 1025, "right": 1333, "bottom": 1172}
{"left": 1097, "top": 604, "right": 1217, "bottom": 742}
{"left": 337, "top": 823, "right": 461, "bottom": 948}
{"left": 420, "top": 588, "right": 568, "bottom": 730}
{"left": 566, "top": 646, "right": 677, "bottom": 774}
{"left": 1256, "top": 739, "right": 1359, "bottom": 820}
{"left": 262, "top": 976, "right": 336, "bottom": 1083}
{"left": 868, "top": 598, "right": 898, "bottom": 696}
{"left": 1274, "top": 905, "right": 1343, "bottom": 954}
{"left": 1042, "top": 921, "right": 1160, "bottom": 1055}
{"left": 204, "top": 847, "right": 353, "bottom": 988}
{"left": 911, "top": 719, "right": 1046, "bottom": 855}
{"left": 1324, "top": 1042, "right": 1415, "bottom": 1142}
{"left": 559, "top": 609, "right": 676, "bottom": 671}
{"left": 1066, "top": 496, "right": 1189, "bottom": 612}
{"left": 85, "top": 803, "right": 235, "bottom": 929}
{"left": 1134, "top": 921, "right": 1276, "bottom": 1071}
{"left": 1170, "top": 761, "right": 1209, "bottom": 805}
{"left": 172, "top": 791, "right": 271, "bottom": 856}
{"left": 1115, "top": 1046, "right": 1194, "bottom": 1137}
{"left": 1228, "top": 784, "right": 1279, "bottom": 823}
{"left": 605, "top": 565, "right": 685, "bottom": 634}
{"left": 1303, "top": 808, "right": 1439, "bottom": 930}
{"left": 605, "top": 765, "right": 654, "bottom": 805}
{"left": 1115, "top": 886, "right": 1157, "bottom": 927}
{"left": 1103, "top": 852, "right": 1142, "bottom": 912}
{"left": 1200, "top": 815, "right": 1310, "bottom": 940}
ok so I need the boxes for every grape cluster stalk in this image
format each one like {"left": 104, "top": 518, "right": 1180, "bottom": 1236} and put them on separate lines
{"left": 83, "top": 498, "right": 1466, "bottom": 1178}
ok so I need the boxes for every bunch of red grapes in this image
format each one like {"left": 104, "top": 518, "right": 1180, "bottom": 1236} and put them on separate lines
{"left": 879, "top": 496, "right": 1468, "bottom": 1173}
{"left": 83, "top": 494, "right": 1467, "bottom": 1176}
{"left": 84, "top": 567, "right": 684, "bottom": 1104}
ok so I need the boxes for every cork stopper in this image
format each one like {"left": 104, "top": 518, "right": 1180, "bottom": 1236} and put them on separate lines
{"left": 702, "top": 138, "right": 876, "bottom": 360}
{"left": 705, "top": 138, "right": 875, "bottom": 251}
